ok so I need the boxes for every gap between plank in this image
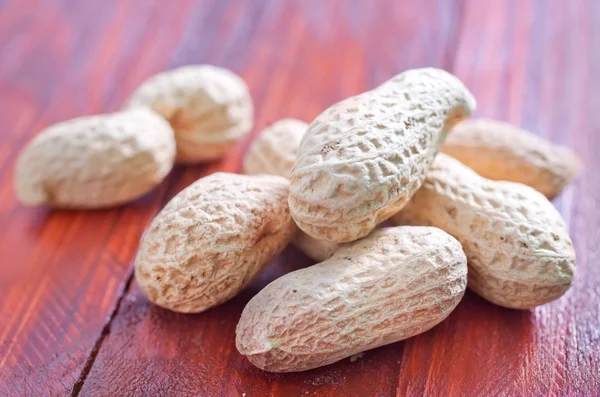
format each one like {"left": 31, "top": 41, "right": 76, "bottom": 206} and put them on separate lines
{"left": 70, "top": 269, "right": 135, "bottom": 396}
{"left": 68, "top": 161, "right": 188, "bottom": 395}
{"left": 65, "top": 1, "right": 211, "bottom": 391}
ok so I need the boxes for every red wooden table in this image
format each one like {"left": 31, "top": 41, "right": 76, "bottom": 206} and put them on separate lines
{"left": 1, "top": 0, "right": 598, "bottom": 396}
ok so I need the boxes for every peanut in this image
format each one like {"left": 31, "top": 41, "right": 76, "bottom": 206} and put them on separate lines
{"left": 244, "top": 119, "right": 339, "bottom": 261}
{"left": 243, "top": 119, "right": 306, "bottom": 177}
{"left": 391, "top": 154, "right": 576, "bottom": 309}
{"left": 291, "top": 229, "right": 338, "bottom": 262}
{"left": 236, "top": 226, "right": 467, "bottom": 372}
{"left": 134, "top": 172, "right": 296, "bottom": 313}
{"left": 125, "top": 65, "right": 254, "bottom": 164}
{"left": 289, "top": 68, "right": 476, "bottom": 243}
{"left": 14, "top": 108, "right": 175, "bottom": 208}
{"left": 442, "top": 119, "right": 582, "bottom": 199}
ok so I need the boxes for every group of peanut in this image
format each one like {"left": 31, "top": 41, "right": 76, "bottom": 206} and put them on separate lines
{"left": 14, "top": 65, "right": 581, "bottom": 373}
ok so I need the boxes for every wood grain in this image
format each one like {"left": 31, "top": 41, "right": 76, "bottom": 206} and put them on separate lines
{"left": 0, "top": 0, "right": 200, "bottom": 395}
{"left": 397, "top": 1, "right": 600, "bottom": 395}
{"left": 0, "top": 0, "right": 597, "bottom": 396}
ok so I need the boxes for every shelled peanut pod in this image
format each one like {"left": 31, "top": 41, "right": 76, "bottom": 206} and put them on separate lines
{"left": 125, "top": 64, "right": 253, "bottom": 163}
{"left": 14, "top": 108, "right": 175, "bottom": 208}
{"left": 289, "top": 67, "right": 476, "bottom": 243}
{"left": 237, "top": 226, "right": 467, "bottom": 372}
{"left": 391, "top": 153, "right": 576, "bottom": 309}
{"left": 135, "top": 173, "right": 296, "bottom": 313}
{"left": 442, "top": 119, "right": 582, "bottom": 199}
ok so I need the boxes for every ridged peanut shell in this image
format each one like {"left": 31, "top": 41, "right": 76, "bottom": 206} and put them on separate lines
{"left": 289, "top": 67, "right": 476, "bottom": 243}
{"left": 243, "top": 119, "right": 339, "bottom": 261}
{"left": 236, "top": 226, "right": 467, "bottom": 372}
{"left": 14, "top": 108, "right": 175, "bottom": 208}
{"left": 125, "top": 64, "right": 253, "bottom": 163}
{"left": 391, "top": 154, "right": 576, "bottom": 309}
{"left": 442, "top": 119, "right": 582, "bottom": 199}
{"left": 135, "top": 173, "right": 296, "bottom": 313}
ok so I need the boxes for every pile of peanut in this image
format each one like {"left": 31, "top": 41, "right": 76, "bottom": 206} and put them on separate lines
{"left": 14, "top": 65, "right": 581, "bottom": 373}
{"left": 14, "top": 65, "right": 253, "bottom": 207}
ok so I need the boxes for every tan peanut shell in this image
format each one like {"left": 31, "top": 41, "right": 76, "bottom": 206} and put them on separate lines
{"left": 243, "top": 119, "right": 307, "bottom": 177}
{"left": 243, "top": 119, "right": 339, "bottom": 261}
{"left": 236, "top": 226, "right": 467, "bottom": 372}
{"left": 134, "top": 172, "right": 296, "bottom": 313}
{"left": 442, "top": 119, "right": 582, "bottom": 199}
{"left": 391, "top": 154, "right": 576, "bottom": 309}
{"left": 289, "top": 67, "right": 476, "bottom": 243}
{"left": 291, "top": 229, "right": 338, "bottom": 262}
{"left": 125, "top": 65, "right": 254, "bottom": 164}
{"left": 14, "top": 108, "right": 175, "bottom": 208}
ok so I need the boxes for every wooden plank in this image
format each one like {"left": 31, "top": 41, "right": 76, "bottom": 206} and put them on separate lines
{"left": 396, "top": 0, "right": 600, "bottom": 395}
{"left": 77, "top": 0, "right": 465, "bottom": 395}
{"left": 3, "top": 0, "right": 597, "bottom": 395}
{"left": 0, "top": 0, "right": 202, "bottom": 395}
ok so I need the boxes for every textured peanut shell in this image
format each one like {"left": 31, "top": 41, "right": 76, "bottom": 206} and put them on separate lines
{"left": 236, "top": 226, "right": 467, "bottom": 372}
{"left": 135, "top": 173, "right": 296, "bottom": 313}
{"left": 14, "top": 108, "right": 175, "bottom": 208}
{"left": 289, "top": 67, "right": 477, "bottom": 243}
{"left": 391, "top": 154, "right": 576, "bottom": 309}
{"left": 442, "top": 119, "right": 582, "bottom": 199}
{"left": 243, "top": 119, "right": 339, "bottom": 261}
{"left": 125, "top": 65, "right": 254, "bottom": 163}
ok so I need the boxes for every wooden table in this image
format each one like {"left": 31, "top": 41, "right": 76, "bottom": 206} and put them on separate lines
{"left": 1, "top": 0, "right": 598, "bottom": 395}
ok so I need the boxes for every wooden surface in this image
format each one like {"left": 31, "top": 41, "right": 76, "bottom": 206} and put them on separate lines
{"left": 0, "top": 0, "right": 598, "bottom": 395}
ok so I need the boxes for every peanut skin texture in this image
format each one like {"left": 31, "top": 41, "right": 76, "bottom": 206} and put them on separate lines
{"left": 442, "top": 119, "right": 582, "bottom": 199}
{"left": 391, "top": 154, "right": 576, "bottom": 309}
{"left": 289, "top": 68, "right": 476, "bottom": 243}
{"left": 243, "top": 119, "right": 339, "bottom": 261}
{"left": 14, "top": 108, "right": 176, "bottom": 208}
{"left": 135, "top": 173, "right": 296, "bottom": 313}
{"left": 236, "top": 226, "right": 467, "bottom": 372}
{"left": 125, "top": 65, "right": 254, "bottom": 164}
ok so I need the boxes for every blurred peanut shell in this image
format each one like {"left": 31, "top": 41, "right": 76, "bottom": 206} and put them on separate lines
{"left": 14, "top": 108, "right": 175, "bottom": 208}
{"left": 243, "top": 119, "right": 307, "bottom": 177}
{"left": 442, "top": 119, "right": 582, "bottom": 199}
{"left": 125, "top": 64, "right": 254, "bottom": 163}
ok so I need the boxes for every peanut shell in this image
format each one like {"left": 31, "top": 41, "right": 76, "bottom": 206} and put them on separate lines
{"left": 236, "top": 226, "right": 467, "bottom": 372}
{"left": 289, "top": 68, "right": 476, "bottom": 243}
{"left": 125, "top": 65, "right": 253, "bottom": 163}
{"left": 442, "top": 119, "right": 582, "bottom": 199}
{"left": 135, "top": 173, "right": 296, "bottom": 313}
{"left": 391, "top": 153, "right": 576, "bottom": 309}
{"left": 243, "top": 119, "right": 307, "bottom": 177}
{"left": 14, "top": 108, "right": 175, "bottom": 208}
{"left": 244, "top": 119, "right": 339, "bottom": 261}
